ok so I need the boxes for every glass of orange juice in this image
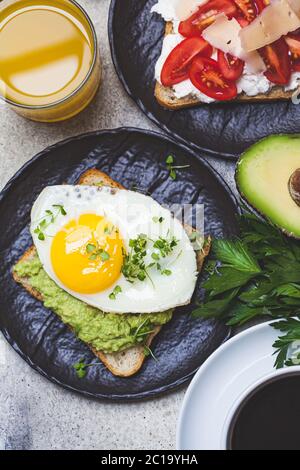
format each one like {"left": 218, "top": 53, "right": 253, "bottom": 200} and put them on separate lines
{"left": 0, "top": 0, "right": 101, "bottom": 122}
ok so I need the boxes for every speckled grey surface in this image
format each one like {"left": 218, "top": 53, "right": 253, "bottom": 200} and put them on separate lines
{"left": 0, "top": 0, "right": 237, "bottom": 450}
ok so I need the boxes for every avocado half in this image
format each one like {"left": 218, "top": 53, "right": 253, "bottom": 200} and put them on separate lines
{"left": 236, "top": 134, "right": 300, "bottom": 239}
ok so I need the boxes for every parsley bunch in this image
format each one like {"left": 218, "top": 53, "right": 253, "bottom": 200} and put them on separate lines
{"left": 192, "top": 210, "right": 300, "bottom": 368}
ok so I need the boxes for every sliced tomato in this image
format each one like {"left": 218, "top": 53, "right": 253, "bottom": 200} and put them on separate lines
{"left": 161, "top": 37, "right": 213, "bottom": 87}
{"left": 233, "top": 0, "right": 258, "bottom": 25}
{"left": 259, "top": 38, "right": 291, "bottom": 85}
{"left": 217, "top": 50, "right": 244, "bottom": 80}
{"left": 189, "top": 56, "right": 238, "bottom": 101}
{"left": 234, "top": 0, "right": 269, "bottom": 26}
{"left": 285, "top": 30, "right": 300, "bottom": 72}
{"left": 255, "top": 0, "right": 270, "bottom": 13}
{"left": 179, "top": 0, "right": 237, "bottom": 38}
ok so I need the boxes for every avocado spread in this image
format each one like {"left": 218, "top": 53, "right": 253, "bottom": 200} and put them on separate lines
{"left": 14, "top": 255, "right": 173, "bottom": 354}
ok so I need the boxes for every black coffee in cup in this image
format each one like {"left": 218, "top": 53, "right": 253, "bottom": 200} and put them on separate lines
{"left": 227, "top": 373, "right": 300, "bottom": 450}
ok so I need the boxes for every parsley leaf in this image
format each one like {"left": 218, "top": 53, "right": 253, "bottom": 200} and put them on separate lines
{"left": 192, "top": 287, "right": 240, "bottom": 319}
{"left": 203, "top": 267, "right": 259, "bottom": 297}
{"left": 272, "top": 318, "right": 300, "bottom": 368}
{"left": 213, "top": 239, "right": 261, "bottom": 273}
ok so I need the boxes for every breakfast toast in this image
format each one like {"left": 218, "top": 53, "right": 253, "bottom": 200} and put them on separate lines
{"left": 13, "top": 169, "right": 211, "bottom": 377}
{"left": 155, "top": 22, "right": 295, "bottom": 110}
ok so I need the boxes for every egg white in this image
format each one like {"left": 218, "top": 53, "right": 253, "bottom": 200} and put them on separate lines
{"left": 30, "top": 185, "right": 198, "bottom": 314}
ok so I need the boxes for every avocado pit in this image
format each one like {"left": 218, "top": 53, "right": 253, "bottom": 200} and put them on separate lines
{"left": 289, "top": 169, "right": 300, "bottom": 207}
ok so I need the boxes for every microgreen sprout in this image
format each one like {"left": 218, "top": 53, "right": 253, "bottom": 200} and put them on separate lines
{"left": 109, "top": 285, "right": 122, "bottom": 300}
{"left": 165, "top": 155, "right": 190, "bottom": 181}
{"left": 73, "top": 359, "right": 102, "bottom": 379}
{"left": 34, "top": 204, "right": 67, "bottom": 240}
{"left": 152, "top": 216, "right": 164, "bottom": 223}
{"left": 86, "top": 242, "right": 110, "bottom": 262}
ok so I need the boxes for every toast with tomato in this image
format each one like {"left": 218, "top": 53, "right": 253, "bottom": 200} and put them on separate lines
{"left": 153, "top": 0, "right": 300, "bottom": 109}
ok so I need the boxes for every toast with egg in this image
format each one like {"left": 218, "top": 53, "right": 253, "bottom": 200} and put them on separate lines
{"left": 155, "top": 22, "right": 294, "bottom": 110}
{"left": 13, "top": 168, "right": 211, "bottom": 377}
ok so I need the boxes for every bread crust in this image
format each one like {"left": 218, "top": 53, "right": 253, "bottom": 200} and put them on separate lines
{"left": 155, "top": 22, "right": 295, "bottom": 110}
{"left": 13, "top": 169, "right": 211, "bottom": 377}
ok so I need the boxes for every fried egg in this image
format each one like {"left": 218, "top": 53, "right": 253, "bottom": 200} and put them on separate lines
{"left": 30, "top": 185, "right": 198, "bottom": 314}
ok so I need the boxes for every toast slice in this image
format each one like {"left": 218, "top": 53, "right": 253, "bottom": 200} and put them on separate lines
{"left": 155, "top": 22, "right": 295, "bottom": 110}
{"left": 13, "top": 169, "right": 211, "bottom": 377}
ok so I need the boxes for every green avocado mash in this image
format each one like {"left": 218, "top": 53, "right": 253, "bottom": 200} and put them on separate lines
{"left": 14, "top": 255, "right": 173, "bottom": 354}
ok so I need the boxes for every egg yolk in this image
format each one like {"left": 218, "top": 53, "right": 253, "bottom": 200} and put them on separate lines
{"left": 51, "top": 214, "right": 125, "bottom": 294}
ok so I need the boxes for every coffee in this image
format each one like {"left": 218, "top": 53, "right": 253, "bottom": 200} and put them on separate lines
{"left": 227, "top": 373, "right": 300, "bottom": 450}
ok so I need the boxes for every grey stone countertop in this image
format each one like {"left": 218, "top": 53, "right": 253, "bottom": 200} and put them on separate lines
{"left": 0, "top": 0, "right": 237, "bottom": 450}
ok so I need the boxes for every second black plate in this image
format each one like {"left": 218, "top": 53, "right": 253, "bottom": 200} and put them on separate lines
{"left": 109, "top": 0, "right": 300, "bottom": 159}
{"left": 0, "top": 128, "right": 238, "bottom": 400}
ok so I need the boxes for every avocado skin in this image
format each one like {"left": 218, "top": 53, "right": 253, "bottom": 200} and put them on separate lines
{"left": 235, "top": 134, "right": 300, "bottom": 240}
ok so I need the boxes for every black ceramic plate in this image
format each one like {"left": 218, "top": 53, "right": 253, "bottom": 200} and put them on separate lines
{"left": 109, "top": 0, "right": 300, "bottom": 159}
{"left": 0, "top": 128, "right": 238, "bottom": 400}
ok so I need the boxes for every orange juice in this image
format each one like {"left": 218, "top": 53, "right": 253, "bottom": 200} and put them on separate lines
{"left": 0, "top": 0, "right": 101, "bottom": 121}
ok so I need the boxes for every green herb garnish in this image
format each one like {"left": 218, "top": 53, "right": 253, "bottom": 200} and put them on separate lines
{"left": 121, "top": 233, "right": 178, "bottom": 284}
{"left": 165, "top": 155, "right": 190, "bottom": 181}
{"left": 152, "top": 216, "right": 164, "bottom": 223}
{"left": 73, "top": 359, "right": 101, "bottom": 379}
{"left": 53, "top": 204, "right": 67, "bottom": 216}
{"left": 122, "top": 234, "right": 149, "bottom": 283}
{"left": 192, "top": 210, "right": 300, "bottom": 368}
{"left": 104, "top": 225, "right": 115, "bottom": 235}
{"left": 153, "top": 235, "right": 178, "bottom": 258}
{"left": 86, "top": 242, "right": 110, "bottom": 262}
{"left": 86, "top": 243, "right": 96, "bottom": 253}
{"left": 189, "top": 231, "right": 205, "bottom": 251}
{"left": 109, "top": 285, "right": 122, "bottom": 300}
{"left": 34, "top": 204, "right": 67, "bottom": 240}
{"left": 143, "top": 346, "right": 158, "bottom": 362}
{"left": 162, "top": 269, "right": 172, "bottom": 276}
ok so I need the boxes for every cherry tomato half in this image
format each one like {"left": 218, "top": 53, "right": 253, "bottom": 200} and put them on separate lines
{"left": 217, "top": 50, "right": 245, "bottom": 80}
{"left": 255, "top": 0, "right": 270, "bottom": 13}
{"left": 234, "top": 0, "right": 269, "bottom": 26}
{"left": 189, "top": 56, "right": 238, "bottom": 101}
{"left": 233, "top": 0, "right": 258, "bottom": 25}
{"left": 259, "top": 38, "right": 291, "bottom": 85}
{"left": 161, "top": 37, "right": 213, "bottom": 87}
{"left": 179, "top": 0, "right": 237, "bottom": 38}
{"left": 285, "top": 30, "right": 300, "bottom": 72}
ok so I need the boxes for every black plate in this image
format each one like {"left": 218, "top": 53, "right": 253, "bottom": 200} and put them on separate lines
{"left": 0, "top": 128, "right": 238, "bottom": 400}
{"left": 109, "top": 0, "right": 300, "bottom": 159}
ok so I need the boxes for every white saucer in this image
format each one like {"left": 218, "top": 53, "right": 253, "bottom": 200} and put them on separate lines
{"left": 176, "top": 320, "right": 298, "bottom": 450}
